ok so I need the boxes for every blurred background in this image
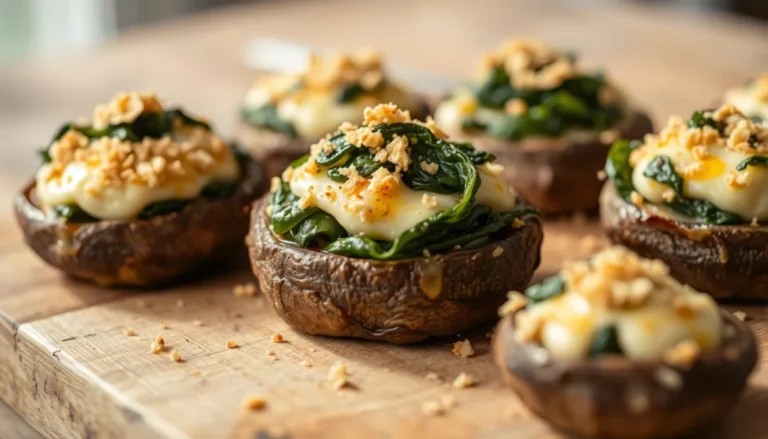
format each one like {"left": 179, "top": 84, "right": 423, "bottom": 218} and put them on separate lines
{"left": 0, "top": 0, "right": 766, "bottom": 64}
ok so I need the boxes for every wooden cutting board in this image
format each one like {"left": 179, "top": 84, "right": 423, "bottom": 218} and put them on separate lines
{"left": 0, "top": 216, "right": 766, "bottom": 439}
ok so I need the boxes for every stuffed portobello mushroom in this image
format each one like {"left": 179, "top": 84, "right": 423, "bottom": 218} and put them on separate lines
{"left": 494, "top": 246, "right": 757, "bottom": 439}
{"left": 236, "top": 49, "right": 427, "bottom": 179}
{"left": 15, "top": 92, "right": 264, "bottom": 287}
{"left": 247, "top": 103, "right": 543, "bottom": 343}
{"left": 723, "top": 73, "right": 767, "bottom": 122}
{"left": 433, "top": 39, "right": 653, "bottom": 214}
{"left": 601, "top": 104, "right": 768, "bottom": 299}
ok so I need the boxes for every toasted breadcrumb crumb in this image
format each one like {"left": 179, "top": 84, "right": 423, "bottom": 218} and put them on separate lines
{"left": 422, "top": 400, "right": 444, "bottom": 416}
{"left": 159, "top": 322, "right": 169, "bottom": 330}
{"left": 663, "top": 339, "right": 700, "bottom": 368}
{"left": 328, "top": 361, "right": 350, "bottom": 390}
{"left": 421, "top": 194, "right": 438, "bottom": 208}
{"left": 271, "top": 333, "right": 284, "bottom": 343}
{"left": 150, "top": 335, "right": 166, "bottom": 354}
{"left": 492, "top": 246, "right": 504, "bottom": 257}
{"left": 452, "top": 372, "right": 474, "bottom": 389}
{"left": 244, "top": 397, "right": 266, "bottom": 411}
{"left": 300, "top": 360, "right": 312, "bottom": 368}
{"left": 170, "top": 349, "right": 182, "bottom": 362}
{"left": 226, "top": 339, "right": 239, "bottom": 349}
{"left": 233, "top": 282, "right": 257, "bottom": 297}
{"left": 733, "top": 310, "right": 747, "bottom": 321}
{"left": 630, "top": 191, "right": 645, "bottom": 207}
{"left": 512, "top": 218, "right": 525, "bottom": 228}
{"left": 308, "top": 347, "right": 317, "bottom": 352}
{"left": 654, "top": 366, "right": 682, "bottom": 390}
{"left": 265, "top": 350, "right": 276, "bottom": 356}
{"left": 192, "top": 320, "right": 204, "bottom": 327}
{"left": 124, "top": 328, "right": 136, "bottom": 337}
{"left": 751, "top": 217, "right": 759, "bottom": 227}
{"left": 499, "top": 291, "right": 528, "bottom": 316}
{"left": 451, "top": 339, "right": 474, "bottom": 358}
{"left": 425, "top": 372, "right": 442, "bottom": 381}
{"left": 420, "top": 161, "right": 439, "bottom": 175}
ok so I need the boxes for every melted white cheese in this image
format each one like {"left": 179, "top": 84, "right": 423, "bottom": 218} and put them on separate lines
{"left": 632, "top": 140, "right": 768, "bottom": 220}
{"left": 725, "top": 87, "right": 768, "bottom": 121}
{"left": 288, "top": 161, "right": 516, "bottom": 241}
{"left": 36, "top": 149, "right": 239, "bottom": 221}
{"left": 245, "top": 85, "right": 417, "bottom": 140}
{"left": 531, "top": 290, "right": 721, "bottom": 361}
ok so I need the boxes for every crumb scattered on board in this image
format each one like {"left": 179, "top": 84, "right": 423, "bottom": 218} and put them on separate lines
{"left": 124, "top": 328, "right": 136, "bottom": 337}
{"left": 300, "top": 360, "right": 312, "bottom": 368}
{"left": 226, "top": 339, "right": 239, "bottom": 349}
{"left": 422, "top": 395, "right": 457, "bottom": 416}
{"left": 328, "top": 361, "right": 351, "bottom": 390}
{"left": 233, "top": 282, "right": 257, "bottom": 297}
{"left": 192, "top": 319, "right": 204, "bottom": 327}
{"left": 733, "top": 310, "right": 747, "bottom": 321}
{"left": 452, "top": 339, "right": 474, "bottom": 358}
{"left": 244, "top": 396, "right": 267, "bottom": 411}
{"left": 159, "top": 322, "right": 169, "bottom": 330}
{"left": 150, "top": 335, "right": 165, "bottom": 354}
{"left": 452, "top": 372, "right": 474, "bottom": 389}
{"left": 425, "top": 372, "right": 442, "bottom": 381}
{"left": 271, "top": 333, "right": 284, "bottom": 343}
{"left": 170, "top": 349, "right": 182, "bottom": 362}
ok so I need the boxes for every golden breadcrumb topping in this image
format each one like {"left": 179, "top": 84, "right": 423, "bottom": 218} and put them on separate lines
{"left": 40, "top": 92, "right": 235, "bottom": 196}
{"left": 631, "top": 104, "right": 768, "bottom": 168}
{"left": 93, "top": 92, "right": 163, "bottom": 130}
{"left": 479, "top": 39, "right": 578, "bottom": 90}
{"left": 451, "top": 339, "right": 475, "bottom": 358}
{"left": 251, "top": 49, "right": 385, "bottom": 104}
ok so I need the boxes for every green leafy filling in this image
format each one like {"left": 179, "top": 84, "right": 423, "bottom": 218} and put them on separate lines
{"left": 525, "top": 274, "right": 565, "bottom": 305}
{"left": 269, "top": 122, "right": 537, "bottom": 260}
{"left": 587, "top": 325, "right": 623, "bottom": 357}
{"left": 466, "top": 63, "right": 623, "bottom": 140}
{"left": 240, "top": 105, "right": 297, "bottom": 138}
{"left": 605, "top": 140, "right": 743, "bottom": 225}
{"left": 736, "top": 155, "right": 768, "bottom": 171}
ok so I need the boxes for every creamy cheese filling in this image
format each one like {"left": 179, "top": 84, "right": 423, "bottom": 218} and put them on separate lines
{"left": 245, "top": 84, "right": 416, "bottom": 140}
{"left": 724, "top": 75, "right": 768, "bottom": 120}
{"left": 505, "top": 246, "right": 722, "bottom": 362}
{"left": 528, "top": 287, "right": 720, "bottom": 361}
{"left": 632, "top": 140, "right": 768, "bottom": 220}
{"left": 288, "top": 160, "right": 516, "bottom": 241}
{"left": 36, "top": 151, "right": 238, "bottom": 221}
{"left": 629, "top": 105, "right": 768, "bottom": 221}
{"left": 35, "top": 92, "right": 240, "bottom": 221}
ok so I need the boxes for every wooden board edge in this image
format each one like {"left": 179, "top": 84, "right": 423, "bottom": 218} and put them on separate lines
{"left": 0, "top": 321, "right": 182, "bottom": 439}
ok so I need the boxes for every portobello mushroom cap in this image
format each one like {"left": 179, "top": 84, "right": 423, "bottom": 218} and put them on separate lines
{"left": 462, "top": 110, "right": 653, "bottom": 214}
{"left": 600, "top": 182, "right": 768, "bottom": 300}
{"left": 235, "top": 97, "right": 432, "bottom": 179}
{"left": 14, "top": 160, "right": 265, "bottom": 288}
{"left": 247, "top": 198, "right": 543, "bottom": 344}
{"left": 493, "top": 308, "right": 757, "bottom": 439}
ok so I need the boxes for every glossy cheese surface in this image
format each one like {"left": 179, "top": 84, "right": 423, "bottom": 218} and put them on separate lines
{"left": 530, "top": 292, "right": 721, "bottom": 360}
{"left": 632, "top": 139, "right": 768, "bottom": 220}
{"left": 288, "top": 161, "right": 516, "bottom": 241}
{"left": 245, "top": 85, "right": 416, "bottom": 140}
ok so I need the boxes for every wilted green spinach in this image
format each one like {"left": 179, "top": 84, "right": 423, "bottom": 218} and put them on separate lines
{"left": 464, "top": 61, "right": 623, "bottom": 140}
{"left": 269, "top": 122, "right": 536, "bottom": 260}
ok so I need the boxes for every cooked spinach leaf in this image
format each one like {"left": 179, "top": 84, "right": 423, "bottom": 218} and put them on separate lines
{"left": 642, "top": 156, "right": 684, "bottom": 194}
{"left": 687, "top": 110, "right": 722, "bottom": 131}
{"left": 270, "top": 122, "right": 535, "bottom": 260}
{"left": 525, "top": 274, "right": 565, "bottom": 304}
{"left": 51, "top": 204, "right": 99, "bottom": 223}
{"left": 335, "top": 83, "right": 366, "bottom": 104}
{"left": 240, "top": 105, "right": 297, "bottom": 138}
{"left": 469, "top": 63, "right": 622, "bottom": 140}
{"left": 736, "top": 155, "right": 768, "bottom": 171}
{"left": 587, "top": 325, "right": 623, "bottom": 358}
{"left": 604, "top": 139, "right": 641, "bottom": 200}
{"left": 137, "top": 199, "right": 192, "bottom": 220}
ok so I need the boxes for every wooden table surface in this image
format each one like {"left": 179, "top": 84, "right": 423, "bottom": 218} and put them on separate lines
{"left": 0, "top": 0, "right": 766, "bottom": 437}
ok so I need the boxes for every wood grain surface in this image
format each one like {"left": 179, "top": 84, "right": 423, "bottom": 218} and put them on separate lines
{"left": 0, "top": 0, "right": 767, "bottom": 437}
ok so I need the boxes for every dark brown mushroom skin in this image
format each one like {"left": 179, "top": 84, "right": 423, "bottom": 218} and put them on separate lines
{"left": 451, "top": 110, "right": 653, "bottom": 215}
{"left": 247, "top": 199, "right": 543, "bottom": 344}
{"left": 235, "top": 96, "right": 432, "bottom": 179}
{"left": 14, "top": 160, "right": 265, "bottom": 288}
{"left": 493, "top": 309, "right": 757, "bottom": 439}
{"left": 600, "top": 182, "right": 768, "bottom": 300}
